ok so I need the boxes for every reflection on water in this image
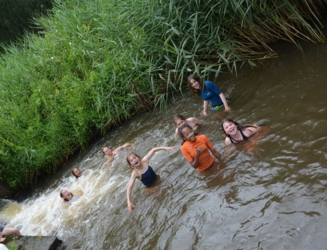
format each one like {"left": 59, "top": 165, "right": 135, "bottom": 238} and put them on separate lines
{"left": 2, "top": 37, "right": 327, "bottom": 249}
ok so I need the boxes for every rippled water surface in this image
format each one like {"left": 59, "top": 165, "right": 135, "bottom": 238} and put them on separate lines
{"left": 1, "top": 38, "right": 327, "bottom": 250}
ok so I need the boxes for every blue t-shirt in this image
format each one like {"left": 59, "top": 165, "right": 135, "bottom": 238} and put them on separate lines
{"left": 199, "top": 80, "right": 223, "bottom": 107}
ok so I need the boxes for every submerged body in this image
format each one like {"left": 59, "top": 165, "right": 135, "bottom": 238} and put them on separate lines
{"left": 126, "top": 146, "right": 175, "bottom": 212}
{"left": 187, "top": 74, "right": 231, "bottom": 116}
{"left": 178, "top": 124, "right": 221, "bottom": 172}
{"left": 221, "top": 118, "right": 259, "bottom": 145}
{"left": 173, "top": 114, "right": 204, "bottom": 135}
{"left": 102, "top": 142, "right": 134, "bottom": 164}
{"left": 60, "top": 189, "right": 80, "bottom": 207}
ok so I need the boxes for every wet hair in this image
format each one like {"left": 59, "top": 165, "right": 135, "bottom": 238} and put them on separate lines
{"left": 60, "top": 190, "right": 71, "bottom": 202}
{"left": 177, "top": 124, "right": 194, "bottom": 145}
{"left": 126, "top": 153, "right": 142, "bottom": 169}
{"left": 173, "top": 114, "right": 186, "bottom": 126}
{"left": 71, "top": 167, "right": 80, "bottom": 178}
{"left": 221, "top": 118, "right": 257, "bottom": 143}
{"left": 187, "top": 74, "right": 205, "bottom": 95}
{"left": 101, "top": 147, "right": 109, "bottom": 154}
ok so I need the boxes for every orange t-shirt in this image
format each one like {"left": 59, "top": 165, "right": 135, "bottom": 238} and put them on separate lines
{"left": 180, "top": 134, "right": 215, "bottom": 172}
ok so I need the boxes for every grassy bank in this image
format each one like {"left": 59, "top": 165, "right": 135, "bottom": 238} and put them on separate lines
{"left": 0, "top": 0, "right": 326, "bottom": 193}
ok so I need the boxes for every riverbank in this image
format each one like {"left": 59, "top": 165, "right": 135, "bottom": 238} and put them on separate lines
{"left": 2, "top": 235, "right": 62, "bottom": 250}
{"left": 1, "top": 0, "right": 326, "bottom": 197}
{"left": 2, "top": 32, "right": 327, "bottom": 248}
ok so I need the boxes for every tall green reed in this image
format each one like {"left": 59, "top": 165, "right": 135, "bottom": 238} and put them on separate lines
{"left": 0, "top": 0, "right": 325, "bottom": 190}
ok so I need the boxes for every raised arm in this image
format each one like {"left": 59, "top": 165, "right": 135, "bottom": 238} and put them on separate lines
{"left": 219, "top": 93, "right": 231, "bottom": 112}
{"left": 126, "top": 173, "right": 137, "bottom": 212}
{"left": 142, "top": 146, "right": 175, "bottom": 163}
{"left": 112, "top": 142, "right": 134, "bottom": 155}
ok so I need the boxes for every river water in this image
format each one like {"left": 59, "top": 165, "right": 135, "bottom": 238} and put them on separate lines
{"left": 1, "top": 36, "right": 327, "bottom": 249}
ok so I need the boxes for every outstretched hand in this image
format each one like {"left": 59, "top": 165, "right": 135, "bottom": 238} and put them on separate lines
{"left": 128, "top": 203, "right": 136, "bottom": 212}
{"left": 166, "top": 146, "right": 175, "bottom": 152}
{"left": 123, "top": 142, "right": 134, "bottom": 147}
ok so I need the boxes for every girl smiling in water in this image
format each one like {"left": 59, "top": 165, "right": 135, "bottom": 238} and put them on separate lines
{"left": 178, "top": 124, "right": 221, "bottom": 172}
{"left": 221, "top": 118, "right": 259, "bottom": 145}
{"left": 126, "top": 146, "right": 175, "bottom": 212}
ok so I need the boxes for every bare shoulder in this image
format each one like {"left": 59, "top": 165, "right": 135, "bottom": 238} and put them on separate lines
{"left": 187, "top": 117, "right": 204, "bottom": 126}
{"left": 187, "top": 117, "right": 202, "bottom": 123}
{"left": 225, "top": 137, "right": 232, "bottom": 145}
{"left": 186, "top": 117, "right": 197, "bottom": 122}
{"left": 130, "top": 169, "right": 139, "bottom": 179}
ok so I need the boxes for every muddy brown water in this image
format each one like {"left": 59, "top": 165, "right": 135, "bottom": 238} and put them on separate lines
{"left": 1, "top": 38, "right": 327, "bottom": 250}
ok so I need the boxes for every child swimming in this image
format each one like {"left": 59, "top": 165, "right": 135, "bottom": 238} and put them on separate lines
{"left": 173, "top": 114, "right": 204, "bottom": 135}
{"left": 178, "top": 124, "right": 221, "bottom": 172}
{"left": 221, "top": 118, "right": 259, "bottom": 145}
{"left": 126, "top": 146, "right": 175, "bottom": 212}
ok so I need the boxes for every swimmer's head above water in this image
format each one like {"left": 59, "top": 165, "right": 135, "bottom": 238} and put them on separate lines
{"left": 102, "top": 147, "right": 113, "bottom": 156}
{"left": 60, "top": 189, "right": 73, "bottom": 202}
{"left": 72, "top": 167, "right": 82, "bottom": 178}
{"left": 173, "top": 114, "right": 186, "bottom": 128}
{"left": 126, "top": 153, "right": 142, "bottom": 169}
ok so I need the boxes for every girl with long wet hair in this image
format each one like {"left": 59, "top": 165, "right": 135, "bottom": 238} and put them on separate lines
{"left": 221, "top": 118, "right": 259, "bottom": 145}
{"left": 187, "top": 74, "right": 231, "bottom": 116}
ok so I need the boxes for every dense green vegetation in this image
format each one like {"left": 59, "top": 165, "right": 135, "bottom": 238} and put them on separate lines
{"left": 0, "top": 0, "right": 326, "bottom": 192}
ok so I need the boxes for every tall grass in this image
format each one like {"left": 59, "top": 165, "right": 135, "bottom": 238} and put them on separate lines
{"left": 126, "top": 0, "right": 326, "bottom": 87}
{"left": 0, "top": 0, "right": 326, "bottom": 191}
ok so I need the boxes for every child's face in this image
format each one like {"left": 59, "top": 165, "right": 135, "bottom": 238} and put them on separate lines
{"left": 181, "top": 127, "right": 196, "bottom": 142}
{"left": 73, "top": 168, "right": 82, "bottom": 177}
{"left": 61, "top": 189, "right": 73, "bottom": 200}
{"left": 175, "top": 119, "right": 185, "bottom": 128}
{"left": 190, "top": 78, "right": 200, "bottom": 89}
{"left": 103, "top": 147, "right": 112, "bottom": 156}
{"left": 128, "top": 154, "right": 141, "bottom": 167}
{"left": 223, "top": 122, "right": 237, "bottom": 135}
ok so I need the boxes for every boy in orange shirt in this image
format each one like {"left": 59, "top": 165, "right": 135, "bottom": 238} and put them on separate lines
{"left": 178, "top": 124, "right": 221, "bottom": 172}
